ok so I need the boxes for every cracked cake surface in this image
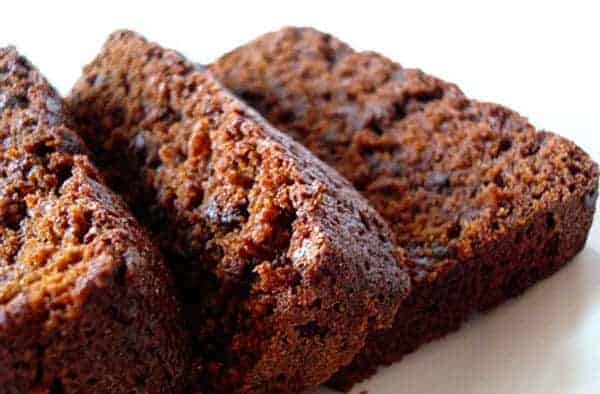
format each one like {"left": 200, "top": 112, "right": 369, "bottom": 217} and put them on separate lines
{"left": 0, "top": 48, "right": 188, "bottom": 393}
{"left": 67, "top": 31, "right": 410, "bottom": 393}
{"left": 212, "top": 26, "right": 599, "bottom": 388}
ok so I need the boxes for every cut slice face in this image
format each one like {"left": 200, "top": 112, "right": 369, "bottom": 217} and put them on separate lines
{"left": 0, "top": 48, "right": 188, "bottom": 393}
{"left": 211, "top": 26, "right": 600, "bottom": 389}
{"left": 67, "top": 31, "right": 409, "bottom": 393}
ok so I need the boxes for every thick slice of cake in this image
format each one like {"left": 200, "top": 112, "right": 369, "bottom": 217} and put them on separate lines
{"left": 67, "top": 31, "right": 409, "bottom": 393}
{"left": 212, "top": 27, "right": 599, "bottom": 388}
{"left": 0, "top": 48, "right": 188, "bottom": 393}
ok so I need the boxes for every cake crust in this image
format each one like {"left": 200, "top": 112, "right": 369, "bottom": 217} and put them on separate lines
{"left": 67, "top": 31, "right": 409, "bottom": 393}
{"left": 212, "top": 26, "right": 599, "bottom": 388}
{"left": 0, "top": 48, "right": 188, "bottom": 393}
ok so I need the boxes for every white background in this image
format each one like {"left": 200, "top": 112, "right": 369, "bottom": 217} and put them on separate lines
{"left": 1, "top": 1, "right": 598, "bottom": 393}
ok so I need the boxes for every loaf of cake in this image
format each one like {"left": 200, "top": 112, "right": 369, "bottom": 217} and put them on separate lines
{"left": 0, "top": 48, "right": 188, "bottom": 393}
{"left": 212, "top": 27, "right": 600, "bottom": 388}
{"left": 67, "top": 31, "right": 410, "bottom": 393}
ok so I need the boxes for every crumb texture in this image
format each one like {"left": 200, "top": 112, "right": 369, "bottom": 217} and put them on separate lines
{"left": 212, "top": 26, "right": 599, "bottom": 388}
{"left": 68, "top": 31, "right": 409, "bottom": 393}
{"left": 0, "top": 47, "right": 187, "bottom": 393}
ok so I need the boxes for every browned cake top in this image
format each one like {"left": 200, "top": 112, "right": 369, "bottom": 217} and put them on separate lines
{"left": 68, "top": 31, "right": 408, "bottom": 391}
{"left": 0, "top": 47, "right": 169, "bottom": 335}
{"left": 213, "top": 27, "right": 599, "bottom": 273}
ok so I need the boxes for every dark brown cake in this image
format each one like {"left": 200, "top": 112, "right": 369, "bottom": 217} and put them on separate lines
{"left": 212, "top": 27, "right": 600, "bottom": 389}
{"left": 0, "top": 48, "right": 188, "bottom": 393}
{"left": 67, "top": 31, "right": 409, "bottom": 393}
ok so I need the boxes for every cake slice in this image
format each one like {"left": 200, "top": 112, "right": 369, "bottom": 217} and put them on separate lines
{"left": 0, "top": 48, "right": 188, "bottom": 393}
{"left": 212, "top": 27, "right": 600, "bottom": 388}
{"left": 67, "top": 31, "right": 409, "bottom": 393}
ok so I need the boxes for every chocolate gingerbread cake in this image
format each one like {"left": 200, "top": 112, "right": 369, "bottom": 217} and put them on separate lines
{"left": 67, "top": 31, "right": 409, "bottom": 393}
{"left": 0, "top": 48, "right": 188, "bottom": 393}
{"left": 212, "top": 27, "right": 600, "bottom": 388}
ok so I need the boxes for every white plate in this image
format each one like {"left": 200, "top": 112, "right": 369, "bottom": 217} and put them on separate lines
{"left": 1, "top": 4, "right": 598, "bottom": 392}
